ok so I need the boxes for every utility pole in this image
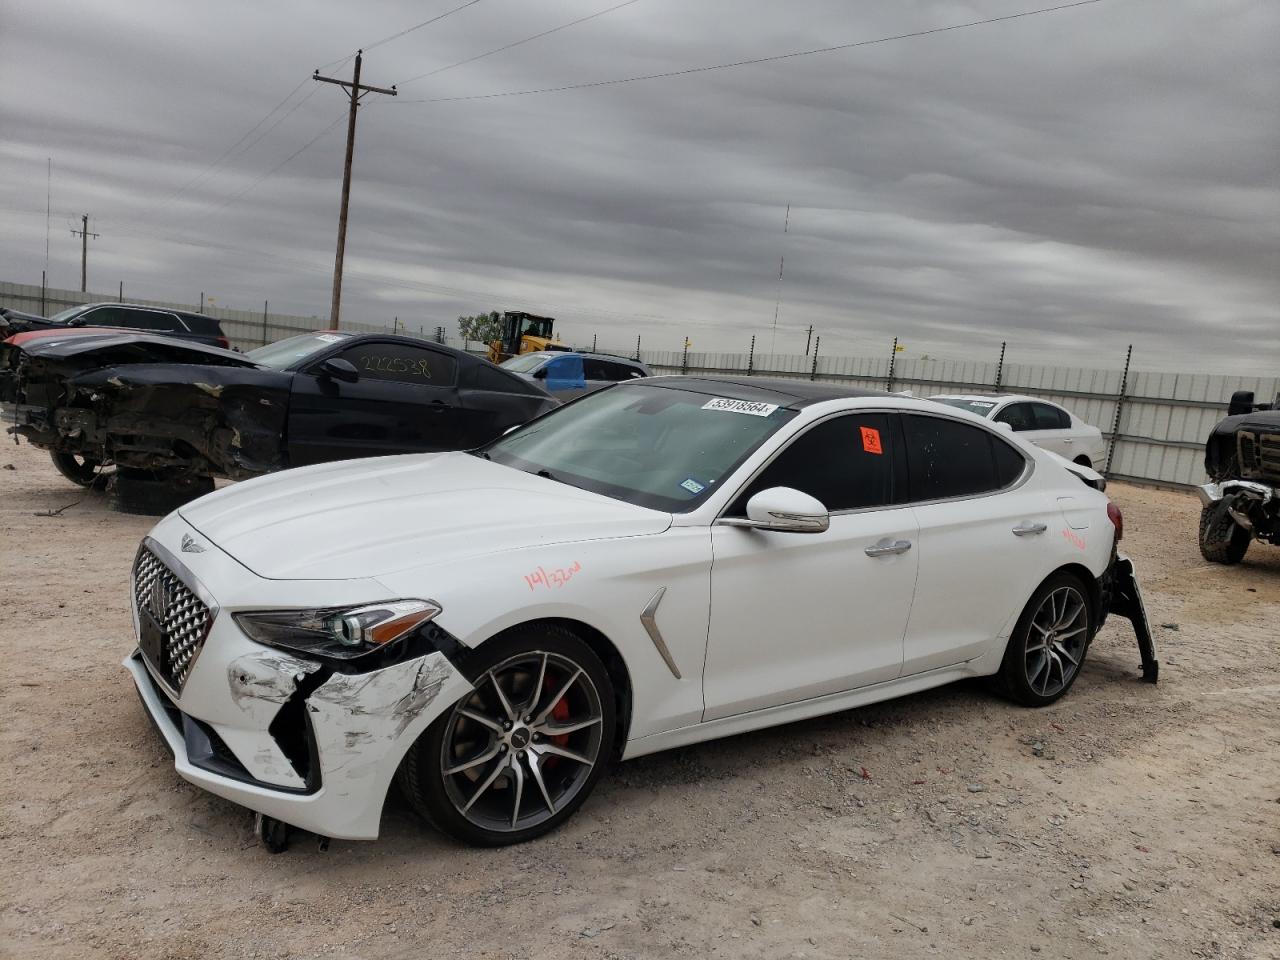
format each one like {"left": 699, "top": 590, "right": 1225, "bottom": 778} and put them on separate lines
{"left": 70, "top": 214, "right": 99, "bottom": 292}
{"left": 314, "top": 51, "right": 397, "bottom": 328}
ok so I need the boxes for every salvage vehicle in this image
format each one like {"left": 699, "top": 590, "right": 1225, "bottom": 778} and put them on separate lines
{"left": 502, "top": 350, "right": 651, "bottom": 400}
{"left": 123, "top": 375, "right": 1156, "bottom": 851}
{"left": 0, "top": 301, "right": 232, "bottom": 349}
{"left": 932, "top": 394, "right": 1107, "bottom": 469}
{"left": 1, "top": 329, "right": 557, "bottom": 509}
{"left": 1196, "top": 389, "right": 1280, "bottom": 563}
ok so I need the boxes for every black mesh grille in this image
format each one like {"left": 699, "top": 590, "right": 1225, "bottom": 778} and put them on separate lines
{"left": 133, "top": 548, "right": 212, "bottom": 690}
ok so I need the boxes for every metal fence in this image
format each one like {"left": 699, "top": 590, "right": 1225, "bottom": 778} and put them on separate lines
{"left": 5, "top": 280, "right": 1275, "bottom": 490}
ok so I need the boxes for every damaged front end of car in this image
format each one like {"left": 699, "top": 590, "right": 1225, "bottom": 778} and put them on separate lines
{"left": 2, "top": 333, "right": 290, "bottom": 481}
{"left": 123, "top": 527, "right": 476, "bottom": 843}
{"left": 1197, "top": 407, "right": 1280, "bottom": 558}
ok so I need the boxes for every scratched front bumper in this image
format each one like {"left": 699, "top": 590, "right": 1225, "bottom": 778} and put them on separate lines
{"left": 123, "top": 512, "right": 474, "bottom": 840}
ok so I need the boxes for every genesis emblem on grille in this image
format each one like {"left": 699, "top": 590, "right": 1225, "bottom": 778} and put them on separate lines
{"left": 181, "top": 534, "right": 206, "bottom": 553}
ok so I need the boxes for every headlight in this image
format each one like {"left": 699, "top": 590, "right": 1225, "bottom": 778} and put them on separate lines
{"left": 234, "top": 600, "right": 442, "bottom": 661}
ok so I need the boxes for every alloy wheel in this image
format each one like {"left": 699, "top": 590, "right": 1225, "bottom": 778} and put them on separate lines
{"left": 1024, "top": 585, "right": 1089, "bottom": 698}
{"left": 439, "top": 650, "right": 604, "bottom": 833}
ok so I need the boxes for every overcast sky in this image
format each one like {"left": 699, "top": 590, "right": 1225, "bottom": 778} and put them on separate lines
{"left": 1, "top": 0, "right": 1276, "bottom": 371}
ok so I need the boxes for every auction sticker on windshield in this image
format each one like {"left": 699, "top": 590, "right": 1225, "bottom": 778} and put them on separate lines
{"left": 702, "top": 398, "right": 779, "bottom": 417}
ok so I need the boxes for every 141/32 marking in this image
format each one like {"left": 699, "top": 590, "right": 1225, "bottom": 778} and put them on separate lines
{"left": 525, "top": 561, "right": 583, "bottom": 591}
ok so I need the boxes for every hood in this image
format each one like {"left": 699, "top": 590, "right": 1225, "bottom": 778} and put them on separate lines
{"left": 179, "top": 452, "right": 673, "bottom": 580}
{"left": 11, "top": 330, "right": 251, "bottom": 366}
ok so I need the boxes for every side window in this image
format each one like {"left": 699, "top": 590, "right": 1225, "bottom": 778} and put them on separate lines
{"left": 581, "top": 358, "right": 612, "bottom": 381}
{"left": 902, "top": 414, "right": 1007, "bottom": 501}
{"left": 731, "top": 413, "right": 894, "bottom": 514}
{"left": 1031, "top": 403, "right": 1070, "bottom": 430}
{"left": 118, "top": 309, "right": 183, "bottom": 332}
{"left": 334, "top": 342, "right": 458, "bottom": 386}
{"left": 995, "top": 402, "right": 1035, "bottom": 432}
{"left": 543, "top": 355, "right": 586, "bottom": 388}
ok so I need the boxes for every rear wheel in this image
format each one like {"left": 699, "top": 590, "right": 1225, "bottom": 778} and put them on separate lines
{"left": 1073, "top": 455, "right": 1092, "bottom": 468}
{"left": 1199, "top": 503, "right": 1250, "bottom": 564}
{"left": 997, "top": 573, "right": 1093, "bottom": 707}
{"left": 398, "top": 625, "right": 615, "bottom": 846}
{"left": 108, "top": 468, "right": 215, "bottom": 516}
{"left": 50, "top": 451, "right": 101, "bottom": 487}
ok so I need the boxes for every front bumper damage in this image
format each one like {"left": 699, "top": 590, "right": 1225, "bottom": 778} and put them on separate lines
{"left": 123, "top": 517, "right": 474, "bottom": 840}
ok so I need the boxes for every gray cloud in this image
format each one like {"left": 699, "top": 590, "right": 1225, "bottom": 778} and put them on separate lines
{"left": 1, "top": 0, "right": 1276, "bottom": 371}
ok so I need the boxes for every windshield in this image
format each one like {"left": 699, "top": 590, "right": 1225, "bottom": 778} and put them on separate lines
{"left": 481, "top": 383, "right": 797, "bottom": 512}
{"left": 501, "top": 353, "right": 551, "bottom": 373}
{"left": 247, "top": 332, "right": 352, "bottom": 370}
{"left": 933, "top": 397, "right": 999, "bottom": 417}
{"left": 49, "top": 305, "right": 91, "bottom": 323}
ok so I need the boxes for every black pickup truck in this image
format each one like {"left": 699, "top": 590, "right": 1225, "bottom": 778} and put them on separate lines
{"left": 1197, "top": 390, "right": 1280, "bottom": 563}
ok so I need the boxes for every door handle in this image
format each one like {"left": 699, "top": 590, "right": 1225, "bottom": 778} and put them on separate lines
{"left": 1012, "top": 522, "right": 1048, "bottom": 536}
{"left": 865, "top": 538, "right": 912, "bottom": 558}
{"left": 1062, "top": 438, "right": 1075, "bottom": 444}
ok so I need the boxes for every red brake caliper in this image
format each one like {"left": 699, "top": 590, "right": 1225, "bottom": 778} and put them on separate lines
{"left": 542, "top": 673, "right": 572, "bottom": 769}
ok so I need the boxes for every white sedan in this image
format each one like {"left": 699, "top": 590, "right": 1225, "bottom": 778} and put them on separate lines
{"left": 931, "top": 394, "right": 1107, "bottom": 469}
{"left": 125, "top": 376, "right": 1141, "bottom": 849}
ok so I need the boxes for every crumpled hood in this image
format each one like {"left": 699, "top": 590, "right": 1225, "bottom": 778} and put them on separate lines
{"left": 179, "top": 452, "right": 672, "bottom": 580}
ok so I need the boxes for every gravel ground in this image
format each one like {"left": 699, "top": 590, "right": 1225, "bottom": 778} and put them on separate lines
{"left": 2, "top": 439, "right": 1278, "bottom": 960}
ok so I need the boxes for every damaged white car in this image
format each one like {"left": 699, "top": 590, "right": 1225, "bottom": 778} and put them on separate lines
{"left": 125, "top": 376, "right": 1155, "bottom": 850}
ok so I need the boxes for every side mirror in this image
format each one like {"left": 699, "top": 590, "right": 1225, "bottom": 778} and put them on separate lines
{"left": 533, "top": 367, "right": 548, "bottom": 380}
{"left": 995, "top": 421, "right": 1014, "bottom": 433}
{"left": 320, "top": 357, "right": 359, "bottom": 383}
{"left": 721, "top": 487, "right": 830, "bottom": 533}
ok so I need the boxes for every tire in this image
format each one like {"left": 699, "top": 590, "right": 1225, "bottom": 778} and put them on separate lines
{"left": 50, "top": 450, "right": 102, "bottom": 487}
{"left": 997, "top": 572, "right": 1094, "bottom": 707}
{"left": 108, "top": 468, "right": 215, "bottom": 516}
{"left": 1198, "top": 502, "right": 1250, "bottom": 564}
{"left": 398, "top": 624, "right": 616, "bottom": 847}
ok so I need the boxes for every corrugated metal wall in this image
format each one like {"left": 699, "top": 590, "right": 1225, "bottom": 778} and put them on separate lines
{"left": 627, "top": 347, "right": 1278, "bottom": 489}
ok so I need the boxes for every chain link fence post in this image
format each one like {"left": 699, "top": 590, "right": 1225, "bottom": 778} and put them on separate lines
{"left": 747, "top": 335, "right": 755, "bottom": 376}
{"left": 995, "top": 341, "right": 1006, "bottom": 390}
{"left": 887, "top": 337, "right": 898, "bottom": 392}
{"left": 810, "top": 336, "right": 820, "bottom": 380}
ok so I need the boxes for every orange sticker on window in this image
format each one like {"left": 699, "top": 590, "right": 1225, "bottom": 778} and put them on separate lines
{"left": 860, "top": 426, "right": 883, "bottom": 455}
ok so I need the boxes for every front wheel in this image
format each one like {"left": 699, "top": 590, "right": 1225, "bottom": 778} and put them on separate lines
{"left": 398, "top": 625, "right": 615, "bottom": 846}
{"left": 997, "top": 573, "right": 1093, "bottom": 707}
{"left": 1198, "top": 503, "right": 1250, "bottom": 564}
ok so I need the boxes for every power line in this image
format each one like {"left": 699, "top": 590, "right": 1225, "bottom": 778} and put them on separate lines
{"left": 394, "top": 0, "right": 1107, "bottom": 104}
{"left": 209, "top": 113, "right": 348, "bottom": 212}
{"left": 392, "top": 0, "right": 643, "bottom": 88}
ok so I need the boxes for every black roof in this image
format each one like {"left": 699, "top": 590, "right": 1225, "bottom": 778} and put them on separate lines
{"left": 642, "top": 375, "right": 887, "bottom": 408}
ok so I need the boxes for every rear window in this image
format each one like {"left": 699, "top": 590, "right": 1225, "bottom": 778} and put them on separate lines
{"left": 902, "top": 414, "right": 1023, "bottom": 501}
{"left": 179, "top": 314, "right": 226, "bottom": 336}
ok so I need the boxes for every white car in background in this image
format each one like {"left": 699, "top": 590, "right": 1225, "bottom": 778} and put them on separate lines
{"left": 931, "top": 394, "right": 1107, "bottom": 469}
{"left": 124, "top": 376, "right": 1148, "bottom": 850}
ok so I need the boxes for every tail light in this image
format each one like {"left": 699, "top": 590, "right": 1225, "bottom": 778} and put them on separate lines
{"left": 216, "top": 336, "right": 231, "bottom": 349}
{"left": 1107, "top": 502, "right": 1123, "bottom": 542}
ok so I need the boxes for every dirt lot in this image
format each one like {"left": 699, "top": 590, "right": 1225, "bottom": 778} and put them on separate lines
{"left": 1, "top": 438, "right": 1278, "bottom": 960}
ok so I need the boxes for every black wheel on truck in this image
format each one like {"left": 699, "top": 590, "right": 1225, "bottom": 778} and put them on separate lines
{"left": 50, "top": 451, "right": 102, "bottom": 487}
{"left": 108, "top": 468, "right": 215, "bottom": 516}
{"left": 1198, "top": 502, "right": 1250, "bottom": 564}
